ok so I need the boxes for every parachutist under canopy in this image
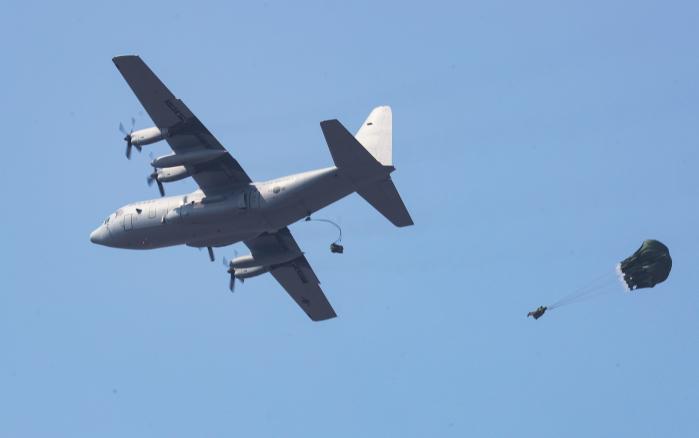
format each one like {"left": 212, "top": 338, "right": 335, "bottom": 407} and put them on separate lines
{"left": 527, "top": 306, "right": 547, "bottom": 320}
{"left": 537, "top": 239, "right": 672, "bottom": 316}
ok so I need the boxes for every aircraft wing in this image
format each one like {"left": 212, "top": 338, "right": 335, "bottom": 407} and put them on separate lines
{"left": 244, "top": 228, "right": 337, "bottom": 321}
{"left": 112, "top": 55, "right": 251, "bottom": 195}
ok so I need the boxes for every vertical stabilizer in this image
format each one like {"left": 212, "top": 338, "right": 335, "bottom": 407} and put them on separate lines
{"left": 355, "top": 106, "right": 392, "bottom": 165}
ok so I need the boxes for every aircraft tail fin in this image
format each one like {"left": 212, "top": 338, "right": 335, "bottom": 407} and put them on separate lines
{"left": 320, "top": 107, "right": 413, "bottom": 228}
{"left": 355, "top": 106, "right": 392, "bottom": 165}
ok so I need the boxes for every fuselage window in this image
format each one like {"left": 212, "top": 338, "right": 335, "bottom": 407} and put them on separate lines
{"left": 124, "top": 214, "right": 133, "bottom": 231}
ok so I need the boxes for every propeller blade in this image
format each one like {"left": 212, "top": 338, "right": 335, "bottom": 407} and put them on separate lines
{"left": 156, "top": 181, "right": 165, "bottom": 197}
{"left": 207, "top": 247, "right": 215, "bottom": 262}
{"left": 120, "top": 119, "right": 136, "bottom": 159}
{"left": 147, "top": 172, "right": 156, "bottom": 186}
{"left": 224, "top": 255, "right": 238, "bottom": 292}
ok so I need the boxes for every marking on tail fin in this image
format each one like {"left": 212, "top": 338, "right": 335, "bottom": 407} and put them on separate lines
{"left": 355, "top": 106, "right": 392, "bottom": 165}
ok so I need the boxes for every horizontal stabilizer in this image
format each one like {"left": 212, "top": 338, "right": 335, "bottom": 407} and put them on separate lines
{"left": 357, "top": 178, "right": 414, "bottom": 227}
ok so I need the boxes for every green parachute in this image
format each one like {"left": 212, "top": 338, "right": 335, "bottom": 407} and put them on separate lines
{"left": 618, "top": 240, "right": 672, "bottom": 291}
{"left": 528, "top": 239, "right": 672, "bottom": 319}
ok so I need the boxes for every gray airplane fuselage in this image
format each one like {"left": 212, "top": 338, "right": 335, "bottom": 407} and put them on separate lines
{"left": 97, "top": 53, "right": 412, "bottom": 321}
{"left": 90, "top": 166, "right": 363, "bottom": 250}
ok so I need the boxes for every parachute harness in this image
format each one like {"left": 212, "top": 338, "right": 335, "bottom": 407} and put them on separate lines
{"left": 305, "top": 216, "right": 344, "bottom": 254}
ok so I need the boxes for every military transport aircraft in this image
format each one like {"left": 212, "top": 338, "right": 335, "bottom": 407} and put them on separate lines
{"left": 90, "top": 55, "right": 413, "bottom": 321}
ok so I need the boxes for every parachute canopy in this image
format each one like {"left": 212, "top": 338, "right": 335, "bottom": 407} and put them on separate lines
{"left": 618, "top": 240, "right": 672, "bottom": 291}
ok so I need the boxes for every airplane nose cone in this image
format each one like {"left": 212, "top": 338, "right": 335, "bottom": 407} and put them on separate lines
{"left": 90, "top": 226, "right": 108, "bottom": 245}
{"left": 89, "top": 227, "right": 100, "bottom": 244}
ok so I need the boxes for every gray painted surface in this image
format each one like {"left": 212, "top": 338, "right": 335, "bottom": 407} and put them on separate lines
{"left": 91, "top": 55, "right": 413, "bottom": 321}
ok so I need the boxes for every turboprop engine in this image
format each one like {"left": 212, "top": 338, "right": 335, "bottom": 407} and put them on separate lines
{"left": 120, "top": 121, "right": 168, "bottom": 159}
{"left": 224, "top": 250, "right": 302, "bottom": 292}
{"left": 151, "top": 150, "right": 227, "bottom": 169}
{"left": 131, "top": 127, "right": 167, "bottom": 147}
{"left": 233, "top": 266, "right": 270, "bottom": 279}
{"left": 230, "top": 250, "right": 302, "bottom": 269}
{"left": 226, "top": 264, "right": 269, "bottom": 291}
{"left": 147, "top": 165, "right": 190, "bottom": 197}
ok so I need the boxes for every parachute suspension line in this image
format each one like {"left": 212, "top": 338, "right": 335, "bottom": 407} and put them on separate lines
{"left": 549, "top": 282, "right": 619, "bottom": 309}
{"left": 548, "top": 281, "right": 617, "bottom": 309}
{"left": 615, "top": 263, "right": 630, "bottom": 291}
{"left": 567, "top": 270, "right": 617, "bottom": 295}
{"left": 305, "top": 216, "right": 344, "bottom": 253}
{"left": 548, "top": 270, "right": 620, "bottom": 310}
{"left": 549, "top": 271, "right": 616, "bottom": 306}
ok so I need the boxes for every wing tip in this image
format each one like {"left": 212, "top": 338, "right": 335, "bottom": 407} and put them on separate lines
{"left": 394, "top": 209, "right": 415, "bottom": 227}
{"left": 396, "top": 217, "right": 415, "bottom": 227}
{"left": 112, "top": 54, "right": 140, "bottom": 65}
{"left": 310, "top": 311, "right": 338, "bottom": 322}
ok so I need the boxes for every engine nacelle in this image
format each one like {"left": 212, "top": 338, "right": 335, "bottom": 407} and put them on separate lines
{"left": 131, "top": 127, "right": 167, "bottom": 146}
{"left": 231, "top": 250, "right": 302, "bottom": 269}
{"left": 155, "top": 165, "right": 190, "bottom": 183}
{"left": 151, "top": 150, "right": 227, "bottom": 168}
{"left": 235, "top": 265, "right": 269, "bottom": 279}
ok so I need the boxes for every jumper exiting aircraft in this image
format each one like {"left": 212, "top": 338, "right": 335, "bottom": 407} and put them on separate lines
{"left": 90, "top": 55, "right": 413, "bottom": 321}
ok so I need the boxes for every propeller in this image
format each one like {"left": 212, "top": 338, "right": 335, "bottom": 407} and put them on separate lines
{"left": 223, "top": 251, "right": 242, "bottom": 293}
{"left": 147, "top": 171, "right": 165, "bottom": 197}
{"left": 146, "top": 152, "right": 165, "bottom": 196}
{"left": 118, "top": 117, "right": 141, "bottom": 159}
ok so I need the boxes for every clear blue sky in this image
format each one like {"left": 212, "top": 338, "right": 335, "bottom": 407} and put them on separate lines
{"left": 3, "top": 1, "right": 699, "bottom": 436}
